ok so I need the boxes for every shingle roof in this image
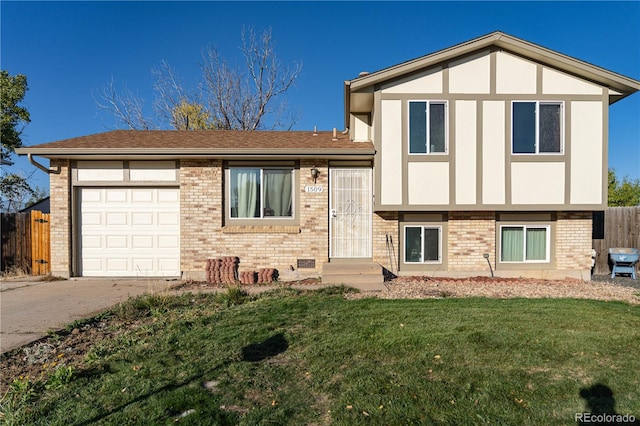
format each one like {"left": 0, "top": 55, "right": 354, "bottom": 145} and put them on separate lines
{"left": 17, "top": 130, "right": 375, "bottom": 159}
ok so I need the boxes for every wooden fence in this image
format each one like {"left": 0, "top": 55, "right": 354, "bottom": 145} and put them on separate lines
{"left": 592, "top": 207, "right": 640, "bottom": 275}
{"left": 1, "top": 210, "right": 51, "bottom": 275}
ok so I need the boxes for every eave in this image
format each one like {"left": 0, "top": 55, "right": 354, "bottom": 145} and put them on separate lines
{"left": 345, "top": 31, "right": 640, "bottom": 114}
{"left": 15, "top": 147, "right": 376, "bottom": 161}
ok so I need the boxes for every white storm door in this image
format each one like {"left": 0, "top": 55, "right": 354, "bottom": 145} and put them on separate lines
{"left": 329, "top": 168, "right": 372, "bottom": 258}
{"left": 79, "top": 187, "right": 180, "bottom": 277}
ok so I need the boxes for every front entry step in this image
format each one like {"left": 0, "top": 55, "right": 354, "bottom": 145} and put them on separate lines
{"left": 321, "top": 262, "right": 386, "bottom": 291}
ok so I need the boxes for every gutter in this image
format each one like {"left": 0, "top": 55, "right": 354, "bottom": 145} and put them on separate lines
{"left": 17, "top": 147, "right": 375, "bottom": 159}
{"left": 27, "top": 153, "right": 60, "bottom": 174}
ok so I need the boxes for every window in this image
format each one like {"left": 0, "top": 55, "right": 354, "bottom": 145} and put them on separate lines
{"left": 405, "top": 226, "right": 441, "bottom": 263}
{"left": 409, "top": 101, "right": 447, "bottom": 154}
{"left": 229, "top": 168, "right": 293, "bottom": 219}
{"left": 500, "top": 225, "right": 550, "bottom": 262}
{"left": 512, "top": 101, "right": 562, "bottom": 154}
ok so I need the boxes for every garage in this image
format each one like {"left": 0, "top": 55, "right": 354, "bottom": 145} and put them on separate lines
{"left": 79, "top": 187, "right": 180, "bottom": 277}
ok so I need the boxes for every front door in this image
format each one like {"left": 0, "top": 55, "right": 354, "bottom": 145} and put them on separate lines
{"left": 329, "top": 168, "right": 372, "bottom": 258}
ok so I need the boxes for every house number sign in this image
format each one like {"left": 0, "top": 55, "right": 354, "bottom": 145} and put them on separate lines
{"left": 304, "top": 185, "right": 324, "bottom": 193}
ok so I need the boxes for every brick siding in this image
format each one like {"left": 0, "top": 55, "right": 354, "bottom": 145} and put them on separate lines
{"left": 49, "top": 159, "right": 71, "bottom": 277}
{"left": 447, "top": 212, "right": 497, "bottom": 271}
{"left": 555, "top": 212, "right": 592, "bottom": 271}
{"left": 179, "top": 159, "right": 329, "bottom": 280}
{"left": 372, "top": 212, "right": 399, "bottom": 272}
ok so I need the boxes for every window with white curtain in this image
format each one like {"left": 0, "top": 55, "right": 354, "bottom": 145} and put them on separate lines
{"left": 229, "top": 168, "right": 293, "bottom": 219}
{"left": 500, "top": 225, "right": 550, "bottom": 262}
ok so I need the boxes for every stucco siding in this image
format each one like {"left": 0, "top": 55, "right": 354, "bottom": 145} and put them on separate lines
{"left": 130, "top": 161, "right": 178, "bottom": 181}
{"left": 455, "top": 100, "right": 477, "bottom": 204}
{"left": 449, "top": 51, "right": 490, "bottom": 94}
{"left": 76, "top": 161, "right": 124, "bottom": 181}
{"left": 380, "top": 67, "right": 443, "bottom": 93}
{"left": 380, "top": 100, "right": 403, "bottom": 205}
{"left": 511, "top": 162, "right": 565, "bottom": 205}
{"left": 408, "top": 162, "right": 449, "bottom": 204}
{"left": 482, "top": 101, "right": 506, "bottom": 204}
{"left": 570, "top": 101, "right": 603, "bottom": 204}
{"left": 542, "top": 68, "right": 603, "bottom": 95}
{"left": 495, "top": 51, "right": 537, "bottom": 94}
{"left": 353, "top": 114, "right": 370, "bottom": 142}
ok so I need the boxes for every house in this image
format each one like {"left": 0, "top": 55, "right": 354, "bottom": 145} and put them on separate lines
{"left": 16, "top": 32, "right": 640, "bottom": 282}
{"left": 20, "top": 196, "right": 50, "bottom": 214}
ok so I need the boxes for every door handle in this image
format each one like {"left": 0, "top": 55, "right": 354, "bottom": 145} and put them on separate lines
{"left": 330, "top": 209, "right": 337, "bottom": 218}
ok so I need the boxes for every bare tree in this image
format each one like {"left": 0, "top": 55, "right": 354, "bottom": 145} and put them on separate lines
{"left": 94, "top": 77, "right": 155, "bottom": 130}
{"left": 0, "top": 171, "right": 35, "bottom": 212}
{"left": 95, "top": 27, "right": 302, "bottom": 131}
{"left": 201, "top": 27, "right": 302, "bottom": 130}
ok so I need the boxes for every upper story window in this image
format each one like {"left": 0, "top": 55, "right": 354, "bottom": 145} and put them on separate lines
{"left": 229, "top": 168, "right": 293, "bottom": 219}
{"left": 409, "top": 101, "right": 447, "bottom": 154}
{"left": 512, "top": 101, "right": 563, "bottom": 154}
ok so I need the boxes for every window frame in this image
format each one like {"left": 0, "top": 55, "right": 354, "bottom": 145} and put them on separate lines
{"left": 227, "top": 166, "right": 296, "bottom": 222}
{"left": 403, "top": 225, "right": 443, "bottom": 264}
{"left": 511, "top": 100, "right": 564, "bottom": 155}
{"left": 499, "top": 224, "right": 551, "bottom": 264}
{"left": 408, "top": 100, "right": 448, "bottom": 155}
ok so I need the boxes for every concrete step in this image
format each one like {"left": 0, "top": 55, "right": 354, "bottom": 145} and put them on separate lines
{"left": 322, "top": 262, "right": 383, "bottom": 275}
{"left": 321, "top": 262, "right": 386, "bottom": 290}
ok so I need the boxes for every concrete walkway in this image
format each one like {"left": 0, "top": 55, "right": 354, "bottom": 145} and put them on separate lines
{"left": 0, "top": 277, "right": 176, "bottom": 354}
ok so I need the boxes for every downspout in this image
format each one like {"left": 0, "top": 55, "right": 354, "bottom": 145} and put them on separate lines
{"left": 28, "top": 154, "right": 60, "bottom": 174}
{"left": 343, "top": 80, "right": 351, "bottom": 132}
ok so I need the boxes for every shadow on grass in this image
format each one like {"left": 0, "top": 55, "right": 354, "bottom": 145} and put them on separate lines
{"left": 73, "top": 361, "right": 233, "bottom": 426}
{"left": 64, "top": 333, "right": 287, "bottom": 424}
{"left": 242, "top": 332, "right": 288, "bottom": 362}
{"left": 577, "top": 383, "right": 639, "bottom": 425}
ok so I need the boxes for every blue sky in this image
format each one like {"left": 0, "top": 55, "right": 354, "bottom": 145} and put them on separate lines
{"left": 1, "top": 1, "right": 639, "bottom": 192}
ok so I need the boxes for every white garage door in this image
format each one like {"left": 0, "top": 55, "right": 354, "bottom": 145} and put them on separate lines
{"left": 79, "top": 188, "right": 180, "bottom": 277}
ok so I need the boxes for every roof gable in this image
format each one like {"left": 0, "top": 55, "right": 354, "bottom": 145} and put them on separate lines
{"left": 344, "top": 31, "right": 640, "bottom": 121}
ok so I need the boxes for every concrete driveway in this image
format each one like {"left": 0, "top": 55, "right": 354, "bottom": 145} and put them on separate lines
{"left": 0, "top": 277, "right": 176, "bottom": 354}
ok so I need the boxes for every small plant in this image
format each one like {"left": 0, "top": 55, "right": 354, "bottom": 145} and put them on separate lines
{"left": 218, "top": 285, "right": 250, "bottom": 306}
{"left": 0, "top": 266, "right": 30, "bottom": 278}
{"left": 37, "top": 274, "right": 66, "bottom": 282}
{"left": 45, "top": 365, "right": 74, "bottom": 390}
{"left": 8, "top": 376, "right": 38, "bottom": 403}
{"left": 315, "top": 285, "right": 359, "bottom": 296}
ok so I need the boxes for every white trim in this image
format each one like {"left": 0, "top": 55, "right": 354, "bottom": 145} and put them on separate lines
{"left": 511, "top": 100, "right": 565, "bottom": 155}
{"left": 403, "top": 225, "right": 443, "bottom": 264}
{"left": 329, "top": 168, "right": 373, "bottom": 258}
{"left": 408, "top": 100, "right": 449, "bottom": 155}
{"left": 227, "top": 166, "right": 295, "bottom": 220}
{"left": 499, "top": 224, "right": 551, "bottom": 263}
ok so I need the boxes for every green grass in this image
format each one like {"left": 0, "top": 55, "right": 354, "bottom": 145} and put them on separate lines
{"left": 3, "top": 288, "right": 640, "bottom": 425}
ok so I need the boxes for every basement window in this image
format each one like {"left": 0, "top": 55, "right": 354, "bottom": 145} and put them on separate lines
{"left": 404, "top": 226, "right": 442, "bottom": 263}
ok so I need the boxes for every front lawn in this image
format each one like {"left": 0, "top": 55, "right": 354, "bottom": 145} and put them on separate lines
{"left": 2, "top": 287, "right": 639, "bottom": 425}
